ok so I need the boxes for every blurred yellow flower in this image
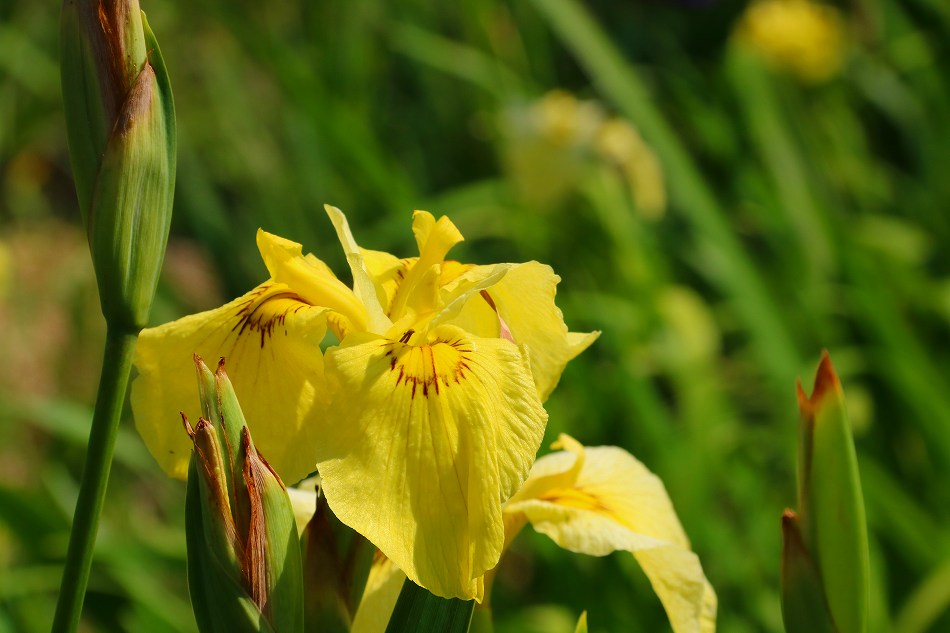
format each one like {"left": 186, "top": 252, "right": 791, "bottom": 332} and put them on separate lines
{"left": 736, "top": 0, "right": 846, "bottom": 82}
{"left": 596, "top": 118, "right": 667, "bottom": 219}
{"left": 132, "top": 206, "right": 597, "bottom": 601}
{"left": 504, "top": 91, "right": 666, "bottom": 217}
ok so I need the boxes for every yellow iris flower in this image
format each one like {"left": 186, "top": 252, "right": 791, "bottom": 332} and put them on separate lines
{"left": 131, "top": 206, "right": 598, "bottom": 600}
{"left": 351, "top": 434, "right": 716, "bottom": 633}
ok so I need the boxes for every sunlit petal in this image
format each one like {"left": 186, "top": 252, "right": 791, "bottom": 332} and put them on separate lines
{"left": 316, "top": 324, "right": 547, "bottom": 600}
{"left": 447, "top": 262, "right": 600, "bottom": 400}
{"left": 351, "top": 555, "right": 406, "bottom": 633}
{"left": 131, "top": 282, "right": 329, "bottom": 483}
{"left": 387, "top": 211, "right": 465, "bottom": 322}
{"left": 324, "top": 205, "right": 393, "bottom": 334}
{"left": 256, "top": 229, "right": 367, "bottom": 333}
{"left": 505, "top": 435, "right": 716, "bottom": 633}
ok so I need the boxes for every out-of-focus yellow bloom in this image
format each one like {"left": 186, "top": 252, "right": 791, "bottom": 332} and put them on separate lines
{"left": 533, "top": 90, "right": 605, "bottom": 150}
{"left": 655, "top": 286, "right": 720, "bottom": 369}
{"left": 596, "top": 118, "right": 666, "bottom": 219}
{"left": 735, "top": 0, "right": 846, "bottom": 83}
{"left": 503, "top": 434, "right": 717, "bottom": 633}
{"left": 504, "top": 91, "right": 666, "bottom": 217}
{"left": 132, "top": 206, "right": 597, "bottom": 601}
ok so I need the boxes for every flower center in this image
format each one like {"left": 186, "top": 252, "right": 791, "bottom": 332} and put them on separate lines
{"left": 383, "top": 336, "right": 474, "bottom": 399}
{"left": 538, "top": 487, "right": 609, "bottom": 513}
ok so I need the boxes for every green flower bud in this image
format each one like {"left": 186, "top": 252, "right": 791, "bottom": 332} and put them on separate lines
{"left": 184, "top": 357, "right": 304, "bottom": 633}
{"left": 60, "top": 0, "right": 175, "bottom": 331}
{"left": 782, "top": 352, "right": 869, "bottom": 633}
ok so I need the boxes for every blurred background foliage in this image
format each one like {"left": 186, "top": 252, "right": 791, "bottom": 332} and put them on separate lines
{"left": 2, "top": 0, "right": 950, "bottom": 631}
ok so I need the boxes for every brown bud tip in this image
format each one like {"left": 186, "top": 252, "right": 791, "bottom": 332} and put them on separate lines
{"left": 181, "top": 412, "right": 195, "bottom": 439}
{"left": 216, "top": 356, "right": 227, "bottom": 375}
{"left": 195, "top": 417, "right": 213, "bottom": 434}
{"left": 797, "top": 350, "right": 842, "bottom": 418}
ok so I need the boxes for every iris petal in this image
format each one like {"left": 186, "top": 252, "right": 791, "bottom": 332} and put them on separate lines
{"left": 316, "top": 324, "right": 547, "bottom": 600}
{"left": 131, "top": 282, "right": 329, "bottom": 482}
{"left": 256, "top": 229, "right": 367, "bottom": 332}
{"left": 447, "top": 263, "right": 600, "bottom": 400}
{"left": 351, "top": 555, "right": 405, "bottom": 633}
{"left": 505, "top": 435, "right": 717, "bottom": 633}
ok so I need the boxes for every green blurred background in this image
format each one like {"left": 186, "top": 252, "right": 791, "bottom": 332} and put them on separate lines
{"left": 2, "top": 0, "right": 950, "bottom": 631}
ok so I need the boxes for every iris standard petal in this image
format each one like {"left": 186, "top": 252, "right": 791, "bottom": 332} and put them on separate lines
{"left": 446, "top": 262, "right": 600, "bottom": 400}
{"left": 504, "top": 435, "right": 717, "bottom": 633}
{"left": 256, "top": 229, "right": 368, "bottom": 333}
{"left": 386, "top": 211, "right": 464, "bottom": 323}
{"left": 324, "top": 204, "right": 393, "bottom": 335}
{"left": 316, "top": 324, "right": 547, "bottom": 600}
{"left": 131, "top": 282, "right": 329, "bottom": 482}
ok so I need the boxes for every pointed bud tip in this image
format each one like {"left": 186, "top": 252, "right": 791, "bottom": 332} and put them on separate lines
{"left": 181, "top": 412, "right": 194, "bottom": 439}
{"left": 797, "top": 351, "right": 842, "bottom": 418}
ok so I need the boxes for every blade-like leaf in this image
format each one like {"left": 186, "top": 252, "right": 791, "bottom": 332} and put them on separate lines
{"left": 384, "top": 579, "right": 474, "bottom": 633}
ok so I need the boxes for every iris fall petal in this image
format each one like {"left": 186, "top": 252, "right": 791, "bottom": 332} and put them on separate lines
{"left": 316, "top": 324, "right": 547, "bottom": 600}
{"left": 131, "top": 282, "right": 329, "bottom": 482}
{"left": 504, "top": 435, "right": 717, "bottom": 633}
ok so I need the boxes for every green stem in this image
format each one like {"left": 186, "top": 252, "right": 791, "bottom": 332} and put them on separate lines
{"left": 52, "top": 328, "right": 137, "bottom": 633}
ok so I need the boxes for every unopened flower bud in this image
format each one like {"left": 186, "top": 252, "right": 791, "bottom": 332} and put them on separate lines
{"left": 782, "top": 352, "right": 869, "bottom": 633}
{"left": 60, "top": 0, "right": 175, "bottom": 331}
{"left": 185, "top": 356, "right": 303, "bottom": 633}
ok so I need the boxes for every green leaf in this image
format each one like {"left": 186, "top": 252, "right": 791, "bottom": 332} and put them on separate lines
{"left": 384, "top": 579, "right": 474, "bottom": 633}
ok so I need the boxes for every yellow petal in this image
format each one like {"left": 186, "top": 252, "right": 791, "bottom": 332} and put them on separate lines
{"left": 131, "top": 282, "right": 329, "bottom": 483}
{"left": 324, "top": 205, "right": 393, "bottom": 334}
{"left": 256, "top": 228, "right": 367, "bottom": 332}
{"left": 287, "top": 480, "right": 319, "bottom": 537}
{"left": 446, "top": 262, "right": 599, "bottom": 400}
{"left": 505, "top": 435, "right": 717, "bottom": 633}
{"left": 351, "top": 555, "right": 406, "bottom": 633}
{"left": 316, "top": 324, "right": 547, "bottom": 600}
{"left": 359, "top": 249, "right": 409, "bottom": 314}
{"left": 387, "top": 212, "right": 465, "bottom": 322}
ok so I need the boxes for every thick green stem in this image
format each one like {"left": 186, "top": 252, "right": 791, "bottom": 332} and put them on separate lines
{"left": 52, "top": 328, "right": 137, "bottom": 633}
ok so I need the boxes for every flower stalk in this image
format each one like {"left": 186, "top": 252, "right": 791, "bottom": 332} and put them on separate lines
{"left": 53, "top": 0, "right": 175, "bottom": 630}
